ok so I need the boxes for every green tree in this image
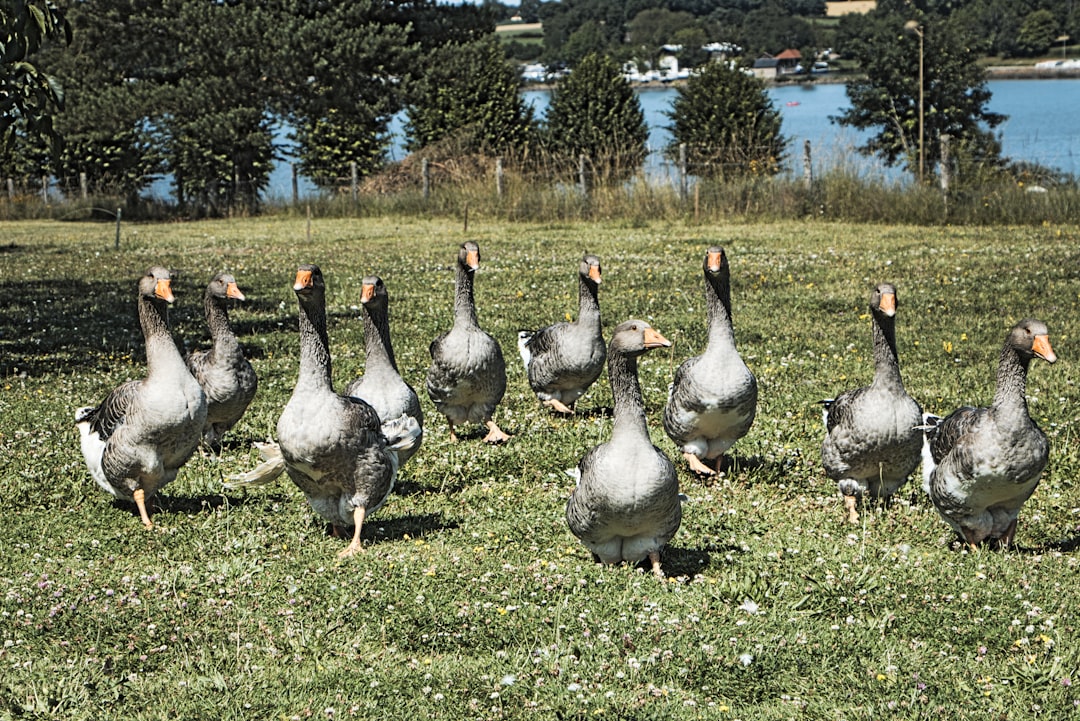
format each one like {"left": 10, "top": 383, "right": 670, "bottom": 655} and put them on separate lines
{"left": 0, "top": 0, "right": 71, "bottom": 151}
{"left": 666, "top": 61, "right": 786, "bottom": 179}
{"left": 834, "top": 8, "right": 1005, "bottom": 182}
{"left": 1016, "top": 9, "right": 1058, "bottom": 57}
{"left": 405, "top": 36, "right": 535, "bottom": 155}
{"left": 543, "top": 52, "right": 648, "bottom": 180}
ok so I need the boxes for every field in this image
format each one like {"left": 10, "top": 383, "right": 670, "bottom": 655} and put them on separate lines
{"left": 1, "top": 215, "right": 1079, "bottom": 719}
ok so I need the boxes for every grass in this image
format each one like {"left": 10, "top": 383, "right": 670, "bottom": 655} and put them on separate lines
{"left": 1, "top": 215, "right": 1079, "bottom": 719}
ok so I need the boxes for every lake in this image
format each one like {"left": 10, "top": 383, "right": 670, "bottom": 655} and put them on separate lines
{"left": 265, "top": 77, "right": 1079, "bottom": 199}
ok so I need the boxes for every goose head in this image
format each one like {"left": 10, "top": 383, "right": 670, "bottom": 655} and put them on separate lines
{"left": 142, "top": 266, "right": 176, "bottom": 304}
{"left": 208, "top": 272, "right": 246, "bottom": 302}
{"left": 459, "top": 241, "right": 480, "bottom": 273}
{"left": 704, "top": 246, "right": 728, "bottom": 277}
{"left": 1010, "top": 319, "right": 1057, "bottom": 364}
{"left": 581, "top": 254, "right": 602, "bottom": 287}
{"left": 870, "top": 283, "right": 897, "bottom": 319}
{"left": 360, "top": 275, "right": 388, "bottom": 310}
{"left": 293, "top": 264, "right": 325, "bottom": 299}
{"left": 610, "top": 319, "right": 671, "bottom": 358}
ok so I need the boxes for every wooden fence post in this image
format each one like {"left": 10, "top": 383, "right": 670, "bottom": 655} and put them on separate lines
{"left": 351, "top": 161, "right": 358, "bottom": 202}
{"left": 291, "top": 163, "right": 299, "bottom": 205}
{"left": 803, "top": 140, "right": 813, "bottom": 188}
{"left": 422, "top": 158, "right": 430, "bottom": 201}
{"left": 495, "top": 157, "right": 504, "bottom": 198}
{"left": 6, "top": 178, "right": 13, "bottom": 200}
{"left": 939, "top": 134, "right": 951, "bottom": 195}
{"left": 41, "top": 176, "right": 48, "bottom": 204}
{"left": 115, "top": 208, "right": 122, "bottom": 250}
{"left": 578, "top": 154, "right": 587, "bottom": 196}
{"left": 679, "top": 143, "right": 688, "bottom": 201}
{"left": 80, "top": 172, "right": 88, "bottom": 200}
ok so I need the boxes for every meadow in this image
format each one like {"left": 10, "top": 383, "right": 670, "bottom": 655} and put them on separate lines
{"left": 1, "top": 215, "right": 1078, "bottom": 719}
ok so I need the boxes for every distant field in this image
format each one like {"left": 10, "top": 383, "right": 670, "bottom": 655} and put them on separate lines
{"left": 2, "top": 216, "right": 1079, "bottom": 719}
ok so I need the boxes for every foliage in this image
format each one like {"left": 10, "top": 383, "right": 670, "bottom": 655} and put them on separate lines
{"left": 542, "top": 52, "right": 648, "bottom": 180}
{"left": 834, "top": 7, "right": 1005, "bottom": 183}
{"left": 0, "top": 0, "right": 70, "bottom": 152}
{"left": 1016, "top": 9, "right": 1060, "bottom": 57}
{"left": 666, "top": 61, "right": 786, "bottom": 179}
{"left": 405, "top": 36, "right": 536, "bottom": 155}
{"left": 1, "top": 217, "right": 1080, "bottom": 719}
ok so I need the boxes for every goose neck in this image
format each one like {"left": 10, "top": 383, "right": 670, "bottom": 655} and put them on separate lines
{"left": 704, "top": 276, "right": 736, "bottom": 348}
{"left": 578, "top": 277, "right": 601, "bottom": 327}
{"left": 992, "top": 344, "right": 1031, "bottom": 412}
{"left": 454, "top": 265, "right": 480, "bottom": 327}
{"left": 140, "top": 295, "right": 188, "bottom": 376}
{"left": 608, "top": 351, "right": 650, "bottom": 439}
{"left": 870, "top": 313, "right": 904, "bottom": 389}
{"left": 205, "top": 292, "right": 238, "bottom": 350}
{"left": 363, "top": 304, "right": 398, "bottom": 372}
{"left": 296, "top": 295, "right": 334, "bottom": 391}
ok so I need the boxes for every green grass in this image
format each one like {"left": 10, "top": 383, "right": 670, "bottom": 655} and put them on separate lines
{"left": 1, "top": 216, "right": 1079, "bottom": 719}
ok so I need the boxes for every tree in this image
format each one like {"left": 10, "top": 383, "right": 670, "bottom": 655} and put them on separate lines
{"left": 1016, "top": 9, "right": 1058, "bottom": 57}
{"left": 405, "top": 36, "right": 535, "bottom": 155}
{"left": 0, "top": 0, "right": 71, "bottom": 151}
{"left": 666, "top": 61, "right": 786, "bottom": 179}
{"left": 543, "top": 52, "right": 648, "bottom": 179}
{"left": 834, "top": 8, "right": 1005, "bottom": 182}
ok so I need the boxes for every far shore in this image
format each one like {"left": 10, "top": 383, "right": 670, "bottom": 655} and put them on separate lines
{"left": 523, "top": 63, "right": 1080, "bottom": 92}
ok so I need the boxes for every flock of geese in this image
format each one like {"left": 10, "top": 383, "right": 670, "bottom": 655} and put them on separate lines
{"left": 74, "top": 243, "right": 1057, "bottom": 577}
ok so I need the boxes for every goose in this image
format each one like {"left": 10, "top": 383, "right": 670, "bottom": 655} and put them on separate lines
{"left": 185, "top": 273, "right": 258, "bottom": 453}
{"left": 566, "top": 319, "right": 680, "bottom": 579}
{"left": 75, "top": 266, "right": 207, "bottom": 528}
{"left": 426, "top": 241, "right": 510, "bottom": 443}
{"left": 242, "top": 265, "right": 420, "bottom": 557}
{"left": 663, "top": 246, "right": 757, "bottom": 476}
{"left": 923, "top": 319, "right": 1056, "bottom": 549}
{"left": 821, "top": 283, "right": 923, "bottom": 524}
{"left": 344, "top": 275, "right": 423, "bottom": 466}
{"left": 517, "top": 254, "right": 605, "bottom": 414}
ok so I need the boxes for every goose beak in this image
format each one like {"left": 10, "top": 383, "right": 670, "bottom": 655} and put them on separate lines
{"left": 293, "top": 269, "right": 313, "bottom": 292}
{"left": 465, "top": 249, "right": 480, "bottom": 271}
{"left": 360, "top": 282, "right": 376, "bottom": 304}
{"left": 155, "top": 278, "right": 175, "bottom": 303}
{"left": 1033, "top": 334, "right": 1057, "bottom": 363}
{"left": 226, "top": 281, "right": 246, "bottom": 301}
{"left": 643, "top": 328, "right": 672, "bottom": 349}
{"left": 706, "top": 250, "right": 724, "bottom": 273}
{"left": 588, "top": 265, "right": 601, "bottom": 284}
{"left": 878, "top": 292, "right": 896, "bottom": 317}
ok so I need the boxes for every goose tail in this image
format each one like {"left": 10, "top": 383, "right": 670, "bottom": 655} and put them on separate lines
{"left": 916, "top": 413, "right": 942, "bottom": 493}
{"left": 517, "top": 330, "right": 534, "bottom": 369}
{"left": 223, "top": 441, "right": 286, "bottom": 489}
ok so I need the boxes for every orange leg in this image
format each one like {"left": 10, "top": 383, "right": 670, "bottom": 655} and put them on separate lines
{"left": 648, "top": 551, "right": 665, "bottom": 580}
{"left": 683, "top": 452, "right": 717, "bottom": 477}
{"left": 543, "top": 398, "right": 575, "bottom": 415}
{"left": 133, "top": 488, "right": 154, "bottom": 529}
{"left": 843, "top": 495, "right": 859, "bottom": 524}
{"left": 338, "top": 506, "right": 367, "bottom": 558}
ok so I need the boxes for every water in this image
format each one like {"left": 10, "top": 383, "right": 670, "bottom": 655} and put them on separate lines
{"left": 234, "top": 77, "right": 1080, "bottom": 200}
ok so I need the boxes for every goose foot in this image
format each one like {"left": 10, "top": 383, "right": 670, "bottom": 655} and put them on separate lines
{"left": 683, "top": 453, "right": 717, "bottom": 477}
{"left": 447, "top": 421, "right": 460, "bottom": 443}
{"left": 959, "top": 526, "right": 982, "bottom": 552}
{"left": 482, "top": 420, "right": 510, "bottom": 444}
{"left": 843, "top": 495, "right": 859, "bottom": 524}
{"left": 337, "top": 507, "right": 367, "bottom": 558}
{"left": 543, "top": 398, "right": 575, "bottom": 415}
{"left": 133, "top": 488, "right": 154, "bottom": 529}
{"left": 648, "top": 551, "right": 665, "bottom": 580}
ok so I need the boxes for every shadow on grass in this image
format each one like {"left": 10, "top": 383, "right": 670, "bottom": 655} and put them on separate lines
{"left": 364, "top": 512, "right": 459, "bottom": 542}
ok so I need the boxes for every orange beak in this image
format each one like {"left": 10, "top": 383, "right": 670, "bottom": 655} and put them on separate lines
{"left": 588, "top": 265, "right": 601, "bottom": 284}
{"left": 360, "top": 283, "right": 376, "bottom": 304}
{"left": 155, "top": 278, "right": 175, "bottom": 303}
{"left": 465, "top": 249, "right": 480, "bottom": 270}
{"left": 879, "top": 292, "right": 896, "bottom": 316}
{"left": 226, "top": 282, "right": 245, "bottom": 301}
{"left": 643, "top": 328, "right": 672, "bottom": 349}
{"left": 294, "top": 269, "right": 313, "bottom": 292}
{"left": 706, "top": 250, "right": 724, "bottom": 273}
{"left": 1033, "top": 334, "right": 1057, "bottom": 363}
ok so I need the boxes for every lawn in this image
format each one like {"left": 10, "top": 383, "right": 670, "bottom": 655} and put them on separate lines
{"left": 1, "top": 215, "right": 1078, "bottom": 719}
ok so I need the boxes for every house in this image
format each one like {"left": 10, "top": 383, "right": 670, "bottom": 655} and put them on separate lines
{"left": 775, "top": 49, "right": 803, "bottom": 74}
{"left": 751, "top": 56, "right": 779, "bottom": 80}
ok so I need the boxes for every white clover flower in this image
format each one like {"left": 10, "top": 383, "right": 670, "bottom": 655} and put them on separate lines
{"left": 739, "top": 653, "right": 753, "bottom": 666}
{"left": 738, "top": 599, "right": 759, "bottom": 615}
